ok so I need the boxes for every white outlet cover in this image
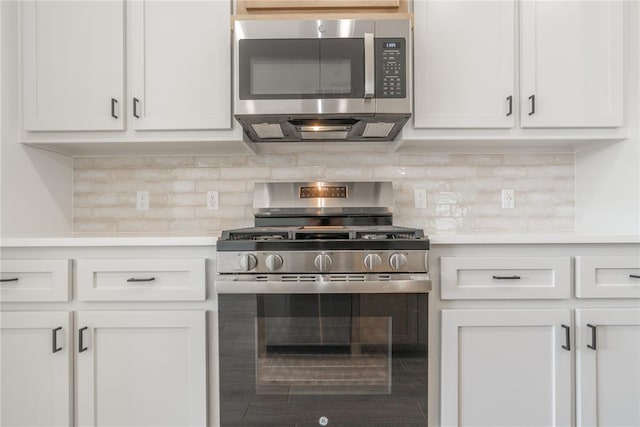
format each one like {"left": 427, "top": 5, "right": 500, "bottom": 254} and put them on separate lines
{"left": 136, "top": 191, "right": 149, "bottom": 211}
{"left": 207, "top": 191, "right": 219, "bottom": 210}
{"left": 501, "top": 189, "right": 515, "bottom": 209}
{"left": 414, "top": 188, "right": 427, "bottom": 209}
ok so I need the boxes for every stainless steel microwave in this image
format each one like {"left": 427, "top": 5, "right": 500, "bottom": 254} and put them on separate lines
{"left": 233, "top": 19, "right": 412, "bottom": 143}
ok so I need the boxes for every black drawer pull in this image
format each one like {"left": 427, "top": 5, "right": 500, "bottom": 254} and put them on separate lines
{"left": 630, "top": 274, "right": 640, "bottom": 279}
{"left": 79, "top": 327, "right": 88, "bottom": 353}
{"left": 587, "top": 324, "right": 597, "bottom": 350}
{"left": 561, "top": 324, "right": 571, "bottom": 351}
{"left": 52, "top": 327, "right": 63, "bottom": 353}
{"left": 506, "top": 95, "right": 513, "bottom": 116}
{"left": 127, "top": 277, "right": 156, "bottom": 283}
{"left": 0, "top": 277, "right": 19, "bottom": 283}
{"left": 492, "top": 275, "right": 521, "bottom": 280}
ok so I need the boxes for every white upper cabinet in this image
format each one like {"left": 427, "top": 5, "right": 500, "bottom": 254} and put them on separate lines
{"left": 22, "top": 0, "right": 125, "bottom": 131}
{"left": 520, "top": 0, "right": 623, "bottom": 128}
{"left": 413, "top": 0, "right": 624, "bottom": 131}
{"left": 414, "top": 0, "right": 515, "bottom": 128}
{"left": 129, "top": 0, "right": 231, "bottom": 130}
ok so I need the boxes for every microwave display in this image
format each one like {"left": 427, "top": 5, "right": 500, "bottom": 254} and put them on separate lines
{"left": 376, "top": 38, "right": 406, "bottom": 98}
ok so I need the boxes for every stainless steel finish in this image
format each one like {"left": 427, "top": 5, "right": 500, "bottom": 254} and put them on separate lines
{"left": 215, "top": 275, "right": 432, "bottom": 294}
{"left": 253, "top": 181, "right": 394, "bottom": 217}
{"left": 364, "top": 32, "right": 375, "bottom": 99}
{"left": 238, "top": 254, "right": 258, "bottom": 271}
{"left": 217, "top": 250, "right": 428, "bottom": 274}
{"left": 233, "top": 19, "right": 411, "bottom": 139}
{"left": 363, "top": 253, "right": 383, "bottom": 271}
{"left": 301, "top": 131, "right": 349, "bottom": 140}
{"left": 299, "top": 125, "right": 350, "bottom": 132}
{"left": 265, "top": 254, "right": 284, "bottom": 272}
{"left": 389, "top": 252, "right": 408, "bottom": 270}
{"left": 314, "top": 254, "right": 332, "bottom": 272}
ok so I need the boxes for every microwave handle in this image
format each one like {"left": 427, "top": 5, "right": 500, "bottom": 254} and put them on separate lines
{"left": 364, "top": 33, "right": 375, "bottom": 99}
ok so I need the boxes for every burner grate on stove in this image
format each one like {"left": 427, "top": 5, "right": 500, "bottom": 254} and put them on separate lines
{"left": 227, "top": 232, "right": 290, "bottom": 241}
{"left": 357, "top": 232, "right": 417, "bottom": 240}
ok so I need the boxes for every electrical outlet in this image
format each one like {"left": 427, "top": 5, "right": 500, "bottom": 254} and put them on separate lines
{"left": 414, "top": 188, "right": 427, "bottom": 209}
{"left": 136, "top": 191, "right": 149, "bottom": 211}
{"left": 501, "top": 189, "right": 515, "bottom": 209}
{"left": 207, "top": 190, "right": 219, "bottom": 210}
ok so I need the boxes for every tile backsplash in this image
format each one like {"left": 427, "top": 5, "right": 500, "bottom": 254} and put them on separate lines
{"left": 73, "top": 147, "right": 575, "bottom": 235}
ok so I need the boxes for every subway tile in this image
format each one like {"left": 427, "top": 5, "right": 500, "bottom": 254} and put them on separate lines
{"left": 220, "top": 167, "right": 270, "bottom": 179}
{"left": 269, "top": 166, "right": 324, "bottom": 180}
{"left": 195, "top": 156, "right": 249, "bottom": 167}
{"left": 93, "top": 157, "right": 146, "bottom": 169}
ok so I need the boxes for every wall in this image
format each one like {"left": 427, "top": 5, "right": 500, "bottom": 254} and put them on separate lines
{"left": 0, "top": 0, "right": 73, "bottom": 237}
{"left": 73, "top": 148, "right": 575, "bottom": 236}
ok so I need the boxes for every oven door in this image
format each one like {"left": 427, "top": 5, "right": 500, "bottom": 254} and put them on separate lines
{"left": 234, "top": 19, "right": 376, "bottom": 116}
{"left": 218, "top": 292, "right": 427, "bottom": 426}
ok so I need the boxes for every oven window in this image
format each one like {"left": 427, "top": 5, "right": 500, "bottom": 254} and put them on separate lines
{"left": 218, "top": 293, "right": 428, "bottom": 425}
{"left": 239, "top": 39, "right": 365, "bottom": 99}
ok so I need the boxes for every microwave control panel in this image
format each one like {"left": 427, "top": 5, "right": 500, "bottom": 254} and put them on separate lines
{"left": 376, "top": 38, "right": 406, "bottom": 98}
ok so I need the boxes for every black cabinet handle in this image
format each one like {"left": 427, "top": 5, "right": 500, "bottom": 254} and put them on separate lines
{"left": 79, "top": 327, "right": 88, "bottom": 353}
{"left": 587, "top": 324, "right": 597, "bottom": 350}
{"left": 528, "top": 95, "right": 535, "bottom": 116}
{"left": 561, "top": 324, "right": 571, "bottom": 351}
{"left": 111, "top": 98, "right": 119, "bottom": 119}
{"left": 630, "top": 274, "right": 640, "bottom": 279}
{"left": 506, "top": 95, "right": 513, "bottom": 116}
{"left": 126, "top": 277, "right": 156, "bottom": 283}
{"left": 492, "top": 275, "right": 521, "bottom": 280}
{"left": 0, "top": 277, "right": 19, "bottom": 283}
{"left": 133, "top": 97, "right": 140, "bottom": 118}
{"left": 52, "top": 327, "right": 63, "bottom": 353}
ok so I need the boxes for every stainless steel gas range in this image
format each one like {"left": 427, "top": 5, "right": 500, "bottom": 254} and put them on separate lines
{"left": 216, "top": 181, "right": 431, "bottom": 426}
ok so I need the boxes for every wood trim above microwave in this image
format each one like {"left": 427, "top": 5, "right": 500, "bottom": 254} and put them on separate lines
{"left": 237, "top": 0, "right": 408, "bottom": 15}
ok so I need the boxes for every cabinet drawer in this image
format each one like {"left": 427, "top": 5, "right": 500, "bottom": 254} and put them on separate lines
{"left": 0, "top": 259, "right": 70, "bottom": 302}
{"left": 76, "top": 259, "right": 206, "bottom": 301}
{"left": 576, "top": 256, "right": 640, "bottom": 298}
{"left": 441, "top": 257, "right": 570, "bottom": 299}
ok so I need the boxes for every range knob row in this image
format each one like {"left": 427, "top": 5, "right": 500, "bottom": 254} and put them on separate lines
{"left": 239, "top": 252, "right": 409, "bottom": 272}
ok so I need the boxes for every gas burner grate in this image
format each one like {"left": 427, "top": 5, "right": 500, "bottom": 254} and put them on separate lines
{"left": 357, "top": 232, "right": 418, "bottom": 240}
{"left": 227, "top": 231, "right": 290, "bottom": 241}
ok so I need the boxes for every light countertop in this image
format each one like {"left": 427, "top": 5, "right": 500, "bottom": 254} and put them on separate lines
{"left": 1, "top": 234, "right": 638, "bottom": 247}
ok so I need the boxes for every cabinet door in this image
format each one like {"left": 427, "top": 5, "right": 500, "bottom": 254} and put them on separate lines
{"left": 0, "top": 311, "right": 72, "bottom": 426}
{"left": 76, "top": 311, "right": 207, "bottom": 426}
{"left": 22, "top": 0, "right": 125, "bottom": 131}
{"left": 129, "top": 0, "right": 231, "bottom": 130}
{"left": 413, "top": 0, "right": 515, "bottom": 128}
{"left": 441, "top": 309, "right": 572, "bottom": 427}
{"left": 520, "top": 0, "right": 623, "bottom": 127}
{"left": 577, "top": 309, "right": 640, "bottom": 427}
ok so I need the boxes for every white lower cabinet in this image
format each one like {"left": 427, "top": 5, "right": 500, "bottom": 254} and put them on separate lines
{"left": 576, "top": 308, "right": 640, "bottom": 427}
{"left": 441, "top": 309, "right": 572, "bottom": 427}
{"left": 0, "top": 311, "right": 72, "bottom": 426}
{"left": 75, "top": 310, "right": 207, "bottom": 427}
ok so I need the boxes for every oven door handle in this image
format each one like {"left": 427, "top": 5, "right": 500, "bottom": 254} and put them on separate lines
{"left": 215, "top": 277, "right": 432, "bottom": 294}
{"left": 364, "top": 32, "right": 375, "bottom": 99}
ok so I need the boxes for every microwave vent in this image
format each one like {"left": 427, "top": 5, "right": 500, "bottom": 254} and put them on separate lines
{"left": 363, "top": 122, "right": 395, "bottom": 138}
{"left": 301, "top": 131, "right": 349, "bottom": 140}
{"left": 251, "top": 123, "right": 284, "bottom": 139}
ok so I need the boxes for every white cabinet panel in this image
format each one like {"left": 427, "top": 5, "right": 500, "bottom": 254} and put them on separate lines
{"left": 414, "top": 0, "right": 515, "bottom": 128}
{"left": 0, "top": 259, "right": 71, "bottom": 302}
{"left": 576, "top": 309, "right": 640, "bottom": 427}
{"left": 76, "top": 258, "right": 206, "bottom": 301}
{"left": 22, "top": 0, "right": 125, "bottom": 131}
{"left": 441, "top": 309, "right": 572, "bottom": 427}
{"left": 576, "top": 256, "right": 640, "bottom": 298}
{"left": 520, "top": 0, "right": 623, "bottom": 127}
{"left": 440, "top": 256, "right": 570, "bottom": 299}
{"left": 0, "top": 311, "right": 72, "bottom": 427}
{"left": 129, "top": 0, "right": 231, "bottom": 130}
{"left": 75, "top": 311, "right": 207, "bottom": 427}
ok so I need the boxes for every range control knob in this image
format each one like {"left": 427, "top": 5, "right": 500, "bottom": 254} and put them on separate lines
{"left": 238, "top": 254, "right": 258, "bottom": 271}
{"left": 314, "top": 254, "right": 332, "bottom": 272}
{"left": 265, "top": 254, "right": 284, "bottom": 271}
{"left": 363, "top": 253, "right": 382, "bottom": 271}
{"left": 389, "top": 252, "right": 408, "bottom": 270}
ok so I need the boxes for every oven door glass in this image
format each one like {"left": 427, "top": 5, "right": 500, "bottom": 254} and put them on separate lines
{"left": 218, "top": 293, "right": 428, "bottom": 426}
{"left": 238, "top": 39, "right": 365, "bottom": 99}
